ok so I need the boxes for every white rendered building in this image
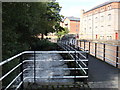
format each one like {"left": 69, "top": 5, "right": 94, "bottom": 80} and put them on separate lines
{"left": 80, "top": 0, "right": 120, "bottom": 40}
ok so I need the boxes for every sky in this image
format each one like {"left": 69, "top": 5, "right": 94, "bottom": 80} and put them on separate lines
{"left": 56, "top": 0, "right": 108, "bottom": 18}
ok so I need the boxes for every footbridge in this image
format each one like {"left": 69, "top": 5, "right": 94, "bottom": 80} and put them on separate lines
{"left": 0, "top": 39, "right": 119, "bottom": 90}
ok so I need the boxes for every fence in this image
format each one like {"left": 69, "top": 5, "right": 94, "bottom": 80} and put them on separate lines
{"left": 0, "top": 50, "right": 88, "bottom": 90}
{"left": 58, "top": 41, "right": 89, "bottom": 80}
{"left": 67, "top": 39, "right": 120, "bottom": 68}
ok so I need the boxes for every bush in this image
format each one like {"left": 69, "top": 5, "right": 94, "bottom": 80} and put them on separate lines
{"left": 31, "top": 39, "right": 57, "bottom": 51}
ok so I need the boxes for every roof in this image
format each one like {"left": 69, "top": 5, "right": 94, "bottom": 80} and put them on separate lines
{"left": 85, "top": 0, "right": 120, "bottom": 13}
{"left": 66, "top": 16, "right": 80, "bottom": 21}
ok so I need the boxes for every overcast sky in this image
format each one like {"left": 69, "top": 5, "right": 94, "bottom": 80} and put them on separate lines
{"left": 56, "top": 0, "right": 108, "bottom": 17}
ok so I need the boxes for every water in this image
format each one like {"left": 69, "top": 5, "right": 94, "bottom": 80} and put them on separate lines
{"left": 23, "top": 53, "right": 74, "bottom": 84}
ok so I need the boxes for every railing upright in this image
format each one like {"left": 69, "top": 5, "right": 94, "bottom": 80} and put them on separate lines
{"left": 80, "top": 40, "right": 81, "bottom": 47}
{"left": 74, "top": 51, "right": 77, "bottom": 82}
{"left": 20, "top": 55, "right": 24, "bottom": 89}
{"left": 86, "top": 51, "right": 89, "bottom": 75}
{"left": 84, "top": 41, "right": 85, "bottom": 51}
{"left": 34, "top": 51, "right": 36, "bottom": 83}
{"left": 72, "top": 39, "right": 74, "bottom": 46}
{"left": 76, "top": 40, "right": 78, "bottom": 47}
{"left": 77, "top": 47, "right": 80, "bottom": 59}
{"left": 89, "top": 42, "right": 90, "bottom": 53}
{"left": 116, "top": 46, "right": 119, "bottom": 68}
{"left": 95, "top": 43, "right": 97, "bottom": 57}
{"left": 103, "top": 44, "right": 105, "bottom": 61}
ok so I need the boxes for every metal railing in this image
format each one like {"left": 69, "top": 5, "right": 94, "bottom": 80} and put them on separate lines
{"left": 0, "top": 50, "right": 89, "bottom": 90}
{"left": 58, "top": 41, "right": 89, "bottom": 77}
{"left": 66, "top": 39, "right": 120, "bottom": 68}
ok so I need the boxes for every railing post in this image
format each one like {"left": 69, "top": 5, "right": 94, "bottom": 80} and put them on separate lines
{"left": 89, "top": 42, "right": 90, "bottom": 53}
{"left": 86, "top": 50, "right": 89, "bottom": 75}
{"left": 34, "top": 51, "right": 36, "bottom": 83}
{"left": 80, "top": 40, "right": 81, "bottom": 47}
{"left": 76, "top": 40, "right": 78, "bottom": 49}
{"left": 84, "top": 41, "right": 85, "bottom": 51}
{"left": 85, "top": 50, "right": 89, "bottom": 83}
{"left": 95, "top": 43, "right": 97, "bottom": 57}
{"left": 72, "top": 39, "right": 74, "bottom": 46}
{"left": 76, "top": 40, "right": 78, "bottom": 46}
{"left": 66, "top": 41, "right": 69, "bottom": 45}
{"left": 74, "top": 51, "right": 77, "bottom": 83}
{"left": 20, "top": 55, "right": 23, "bottom": 89}
{"left": 77, "top": 47, "right": 80, "bottom": 59}
{"left": 116, "top": 46, "right": 119, "bottom": 68}
{"left": 103, "top": 44, "right": 105, "bottom": 61}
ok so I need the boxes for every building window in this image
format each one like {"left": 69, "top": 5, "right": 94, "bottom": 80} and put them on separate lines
{"left": 95, "top": 17, "right": 98, "bottom": 22}
{"left": 108, "top": 5, "right": 112, "bottom": 10}
{"left": 107, "top": 36, "right": 112, "bottom": 40}
{"left": 108, "top": 6, "right": 110, "bottom": 10}
{"left": 76, "top": 29, "right": 78, "bottom": 31}
{"left": 109, "top": 5, "right": 112, "bottom": 9}
{"left": 89, "top": 19, "right": 91, "bottom": 21}
{"left": 84, "top": 28, "right": 86, "bottom": 33}
{"left": 100, "top": 36, "right": 104, "bottom": 39}
{"left": 101, "top": 16, "right": 104, "bottom": 22}
{"left": 101, "top": 8, "right": 104, "bottom": 12}
{"left": 108, "top": 14, "right": 111, "bottom": 20}
{"left": 76, "top": 25, "right": 78, "bottom": 27}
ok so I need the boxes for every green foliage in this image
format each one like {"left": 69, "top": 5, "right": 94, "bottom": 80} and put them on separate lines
{"left": 31, "top": 39, "right": 57, "bottom": 51}
{"left": 56, "top": 27, "right": 69, "bottom": 39}
{"left": 2, "top": 2, "right": 63, "bottom": 60}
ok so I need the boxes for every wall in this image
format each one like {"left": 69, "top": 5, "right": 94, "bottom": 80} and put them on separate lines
{"left": 61, "top": 18, "right": 80, "bottom": 35}
{"left": 80, "top": 2, "right": 120, "bottom": 40}
{"left": 69, "top": 20, "right": 80, "bottom": 34}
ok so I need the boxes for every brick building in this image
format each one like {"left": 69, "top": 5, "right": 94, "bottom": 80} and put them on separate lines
{"left": 60, "top": 16, "right": 80, "bottom": 37}
{"left": 80, "top": 0, "right": 120, "bottom": 40}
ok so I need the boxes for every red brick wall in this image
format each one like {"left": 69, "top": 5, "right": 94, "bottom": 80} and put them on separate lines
{"left": 69, "top": 20, "right": 80, "bottom": 34}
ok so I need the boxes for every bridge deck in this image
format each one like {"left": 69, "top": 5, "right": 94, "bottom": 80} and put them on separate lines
{"left": 88, "top": 55, "right": 119, "bottom": 89}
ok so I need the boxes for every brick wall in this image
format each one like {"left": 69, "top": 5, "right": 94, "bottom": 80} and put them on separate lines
{"left": 69, "top": 20, "right": 80, "bottom": 34}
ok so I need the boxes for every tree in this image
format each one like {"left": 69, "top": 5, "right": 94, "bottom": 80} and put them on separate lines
{"left": 2, "top": 2, "right": 63, "bottom": 60}
{"left": 40, "top": 2, "right": 64, "bottom": 39}
{"left": 56, "top": 27, "right": 69, "bottom": 39}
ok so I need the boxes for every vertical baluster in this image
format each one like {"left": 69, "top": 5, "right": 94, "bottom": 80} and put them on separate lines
{"left": 86, "top": 51, "right": 89, "bottom": 75}
{"left": 34, "top": 51, "right": 36, "bottom": 83}
{"left": 89, "top": 42, "right": 90, "bottom": 53}
{"left": 103, "top": 44, "right": 105, "bottom": 61}
{"left": 84, "top": 41, "right": 85, "bottom": 51}
{"left": 20, "top": 55, "right": 23, "bottom": 89}
{"left": 95, "top": 43, "right": 97, "bottom": 57}
{"left": 116, "top": 46, "right": 119, "bottom": 68}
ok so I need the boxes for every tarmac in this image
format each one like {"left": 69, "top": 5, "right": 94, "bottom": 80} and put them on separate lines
{"left": 88, "top": 55, "right": 120, "bottom": 89}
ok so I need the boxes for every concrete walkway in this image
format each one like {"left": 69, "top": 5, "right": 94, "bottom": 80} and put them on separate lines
{"left": 88, "top": 55, "right": 120, "bottom": 89}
